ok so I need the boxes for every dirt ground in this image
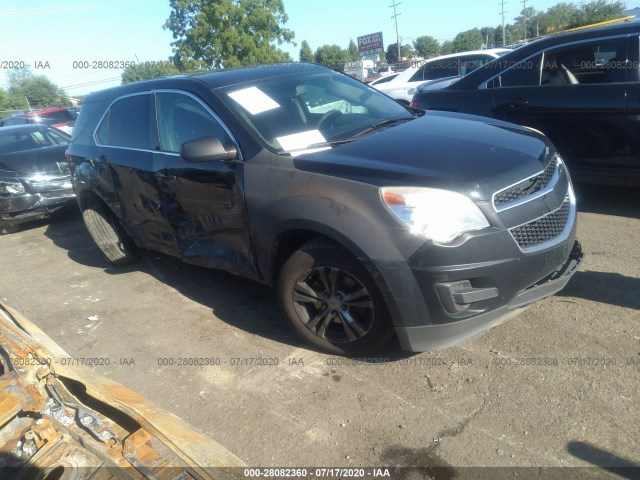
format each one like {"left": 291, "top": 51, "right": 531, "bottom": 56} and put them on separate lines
{"left": 0, "top": 184, "right": 638, "bottom": 478}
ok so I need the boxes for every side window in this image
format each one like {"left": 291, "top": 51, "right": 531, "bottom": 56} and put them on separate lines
{"left": 542, "top": 37, "right": 628, "bottom": 85}
{"left": 30, "top": 131, "right": 47, "bottom": 145}
{"left": 423, "top": 59, "right": 459, "bottom": 81}
{"left": 156, "top": 92, "right": 230, "bottom": 154}
{"left": 409, "top": 65, "right": 426, "bottom": 82}
{"left": 492, "top": 53, "right": 543, "bottom": 88}
{"left": 95, "top": 110, "right": 110, "bottom": 145}
{"left": 108, "top": 94, "right": 153, "bottom": 150}
{"left": 459, "top": 55, "right": 494, "bottom": 76}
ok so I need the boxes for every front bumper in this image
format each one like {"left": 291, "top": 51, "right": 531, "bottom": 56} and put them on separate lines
{"left": 0, "top": 189, "right": 76, "bottom": 226}
{"left": 395, "top": 240, "right": 583, "bottom": 351}
{"left": 366, "top": 228, "right": 583, "bottom": 352}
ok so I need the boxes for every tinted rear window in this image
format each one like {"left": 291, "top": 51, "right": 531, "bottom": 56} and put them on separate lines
{"left": 37, "top": 109, "right": 74, "bottom": 124}
{"left": 102, "top": 94, "right": 152, "bottom": 150}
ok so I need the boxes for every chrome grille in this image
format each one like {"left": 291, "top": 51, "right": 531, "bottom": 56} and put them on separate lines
{"left": 509, "top": 196, "right": 571, "bottom": 249}
{"left": 494, "top": 156, "right": 559, "bottom": 209}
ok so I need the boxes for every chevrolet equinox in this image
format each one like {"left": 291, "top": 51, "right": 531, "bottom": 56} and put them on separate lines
{"left": 68, "top": 64, "right": 583, "bottom": 355}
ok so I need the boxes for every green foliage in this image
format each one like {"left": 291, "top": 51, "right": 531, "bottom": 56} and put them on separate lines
{"left": 401, "top": 44, "right": 416, "bottom": 58}
{"left": 414, "top": 35, "right": 440, "bottom": 58}
{"left": 479, "top": 27, "right": 497, "bottom": 48}
{"left": 452, "top": 28, "right": 484, "bottom": 52}
{"left": 508, "top": 0, "right": 624, "bottom": 42}
{"left": 2, "top": 67, "right": 70, "bottom": 112}
{"left": 164, "top": 0, "right": 295, "bottom": 69}
{"left": 121, "top": 61, "right": 180, "bottom": 84}
{"left": 569, "top": 0, "right": 625, "bottom": 28}
{"left": 385, "top": 43, "right": 400, "bottom": 64}
{"left": 299, "top": 40, "right": 315, "bottom": 62}
{"left": 347, "top": 39, "right": 360, "bottom": 62}
{"left": 440, "top": 40, "right": 455, "bottom": 55}
{"left": 315, "top": 44, "right": 349, "bottom": 68}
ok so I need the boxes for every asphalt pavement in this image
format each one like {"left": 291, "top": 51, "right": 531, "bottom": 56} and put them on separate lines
{"left": 0, "top": 184, "right": 638, "bottom": 478}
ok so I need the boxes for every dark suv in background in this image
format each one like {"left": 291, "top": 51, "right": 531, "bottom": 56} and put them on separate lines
{"left": 68, "top": 64, "right": 582, "bottom": 355}
{"left": 410, "top": 21, "right": 640, "bottom": 187}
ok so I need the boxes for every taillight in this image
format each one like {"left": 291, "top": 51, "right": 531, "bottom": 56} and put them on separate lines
{"left": 410, "top": 100, "right": 420, "bottom": 109}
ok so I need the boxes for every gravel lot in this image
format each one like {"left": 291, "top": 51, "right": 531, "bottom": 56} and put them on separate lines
{"left": 0, "top": 184, "right": 638, "bottom": 477}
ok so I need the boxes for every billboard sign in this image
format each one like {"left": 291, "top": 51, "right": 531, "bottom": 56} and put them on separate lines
{"left": 357, "top": 32, "right": 384, "bottom": 55}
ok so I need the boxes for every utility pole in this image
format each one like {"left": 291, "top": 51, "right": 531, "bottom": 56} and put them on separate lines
{"left": 522, "top": 0, "right": 527, "bottom": 43}
{"left": 389, "top": 0, "right": 401, "bottom": 61}
{"left": 499, "top": 0, "right": 507, "bottom": 47}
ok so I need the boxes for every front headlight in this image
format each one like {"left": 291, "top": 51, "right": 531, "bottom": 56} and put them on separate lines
{"left": 0, "top": 181, "right": 25, "bottom": 195}
{"left": 381, "top": 187, "right": 490, "bottom": 243}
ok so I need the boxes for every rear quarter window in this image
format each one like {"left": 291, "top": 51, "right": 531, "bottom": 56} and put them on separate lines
{"left": 95, "top": 94, "right": 154, "bottom": 150}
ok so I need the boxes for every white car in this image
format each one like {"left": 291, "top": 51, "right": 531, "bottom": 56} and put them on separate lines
{"left": 368, "top": 72, "right": 399, "bottom": 87}
{"left": 374, "top": 48, "right": 510, "bottom": 104}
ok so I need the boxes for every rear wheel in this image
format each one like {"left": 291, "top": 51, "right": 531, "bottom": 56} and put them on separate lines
{"left": 0, "top": 224, "right": 19, "bottom": 235}
{"left": 278, "top": 243, "right": 394, "bottom": 356}
{"left": 82, "top": 204, "right": 137, "bottom": 266}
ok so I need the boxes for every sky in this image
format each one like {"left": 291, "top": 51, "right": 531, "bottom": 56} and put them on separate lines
{"left": 1, "top": 0, "right": 637, "bottom": 97}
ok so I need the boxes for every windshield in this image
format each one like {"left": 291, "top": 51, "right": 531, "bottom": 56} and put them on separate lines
{"left": 220, "top": 70, "right": 411, "bottom": 153}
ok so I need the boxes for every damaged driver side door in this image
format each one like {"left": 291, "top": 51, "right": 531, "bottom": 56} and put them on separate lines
{"left": 151, "top": 91, "right": 258, "bottom": 278}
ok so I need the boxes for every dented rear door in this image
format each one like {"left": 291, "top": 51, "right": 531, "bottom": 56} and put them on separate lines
{"left": 152, "top": 91, "right": 258, "bottom": 278}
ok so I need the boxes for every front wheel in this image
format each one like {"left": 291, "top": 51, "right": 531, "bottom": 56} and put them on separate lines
{"left": 278, "top": 243, "right": 394, "bottom": 356}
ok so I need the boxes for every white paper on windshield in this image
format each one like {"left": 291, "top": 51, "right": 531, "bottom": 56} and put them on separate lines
{"left": 276, "top": 130, "right": 327, "bottom": 154}
{"left": 227, "top": 87, "right": 280, "bottom": 115}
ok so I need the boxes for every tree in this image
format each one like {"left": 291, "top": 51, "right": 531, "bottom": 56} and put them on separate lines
{"left": 414, "top": 35, "right": 440, "bottom": 58}
{"left": 121, "top": 61, "right": 180, "bottom": 84}
{"left": 5, "top": 67, "right": 70, "bottom": 110}
{"left": 315, "top": 44, "right": 349, "bottom": 69}
{"left": 347, "top": 39, "right": 360, "bottom": 62}
{"left": 299, "top": 40, "right": 314, "bottom": 62}
{"left": 385, "top": 43, "right": 400, "bottom": 63}
{"left": 164, "top": 0, "right": 295, "bottom": 69}
{"left": 440, "top": 40, "right": 455, "bottom": 55}
{"left": 514, "top": 6, "right": 538, "bottom": 41}
{"left": 452, "top": 28, "right": 484, "bottom": 52}
{"left": 572, "top": 0, "right": 624, "bottom": 28}
{"left": 479, "top": 27, "right": 496, "bottom": 48}
{"left": 402, "top": 44, "right": 416, "bottom": 59}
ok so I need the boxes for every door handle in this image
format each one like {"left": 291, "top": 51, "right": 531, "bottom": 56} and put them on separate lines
{"left": 507, "top": 97, "right": 529, "bottom": 110}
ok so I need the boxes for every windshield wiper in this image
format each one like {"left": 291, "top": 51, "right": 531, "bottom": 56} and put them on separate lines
{"left": 294, "top": 115, "right": 419, "bottom": 153}
{"left": 348, "top": 115, "right": 416, "bottom": 140}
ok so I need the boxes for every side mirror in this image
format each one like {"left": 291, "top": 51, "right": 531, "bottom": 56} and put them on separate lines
{"left": 180, "top": 136, "right": 238, "bottom": 163}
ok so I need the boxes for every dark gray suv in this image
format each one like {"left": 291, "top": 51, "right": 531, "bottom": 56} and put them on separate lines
{"left": 68, "top": 64, "right": 583, "bottom": 355}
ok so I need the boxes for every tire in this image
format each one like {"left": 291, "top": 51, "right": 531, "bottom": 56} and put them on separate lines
{"left": 0, "top": 224, "right": 19, "bottom": 235}
{"left": 278, "top": 242, "right": 394, "bottom": 356}
{"left": 82, "top": 204, "right": 137, "bottom": 266}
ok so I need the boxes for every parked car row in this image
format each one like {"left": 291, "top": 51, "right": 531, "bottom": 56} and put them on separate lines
{"left": 15, "top": 21, "right": 639, "bottom": 356}
{"left": 373, "top": 48, "right": 511, "bottom": 104}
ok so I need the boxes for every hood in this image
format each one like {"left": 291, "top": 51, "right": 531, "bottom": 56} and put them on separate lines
{"left": 0, "top": 145, "right": 68, "bottom": 177}
{"left": 294, "top": 112, "right": 554, "bottom": 200}
{"left": 0, "top": 302, "right": 245, "bottom": 478}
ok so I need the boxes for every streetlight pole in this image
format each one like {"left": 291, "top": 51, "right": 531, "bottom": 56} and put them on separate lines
{"left": 500, "top": 0, "right": 507, "bottom": 46}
